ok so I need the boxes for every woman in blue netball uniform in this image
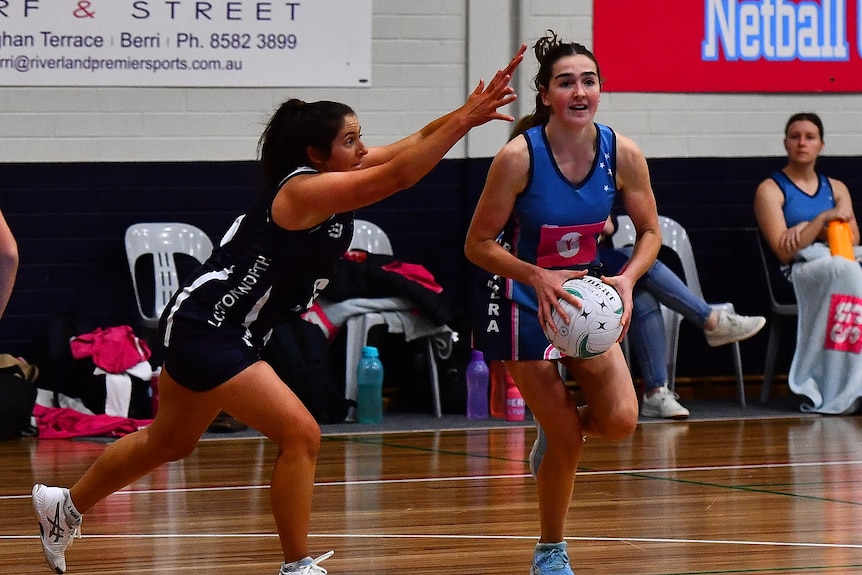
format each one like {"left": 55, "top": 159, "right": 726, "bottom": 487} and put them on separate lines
{"left": 754, "top": 112, "right": 862, "bottom": 415}
{"left": 465, "top": 31, "right": 661, "bottom": 575}
{"left": 32, "top": 46, "right": 526, "bottom": 575}
{"left": 755, "top": 112, "right": 859, "bottom": 264}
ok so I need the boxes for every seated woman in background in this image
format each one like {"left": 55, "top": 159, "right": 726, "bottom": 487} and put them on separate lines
{"left": 754, "top": 111, "right": 862, "bottom": 414}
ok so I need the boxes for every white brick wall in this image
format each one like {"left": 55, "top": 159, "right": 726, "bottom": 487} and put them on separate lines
{"left": 1, "top": 0, "right": 860, "bottom": 162}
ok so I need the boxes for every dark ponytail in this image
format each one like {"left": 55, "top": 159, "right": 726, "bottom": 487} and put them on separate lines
{"left": 258, "top": 98, "right": 355, "bottom": 189}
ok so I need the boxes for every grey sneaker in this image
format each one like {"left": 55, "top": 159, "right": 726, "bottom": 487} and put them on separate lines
{"left": 641, "top": 386, "right": 690, "bottom": 420}
{"left": 529, "top": 422, "right": 547, "bottom": 481}
{"left": 280, "top": 551, "right": 334, "bottom": 574}
{"left": 32, "top": 484, "right": 82, "bottom": 574}
{"left": 705, "top": 311, "right": 766, "bottom": 347}
{"left": 529, "top": 421, "right": 586, "bottom": 480}
{"left": 531, "top": 541, "right": 574, "bottom": 575}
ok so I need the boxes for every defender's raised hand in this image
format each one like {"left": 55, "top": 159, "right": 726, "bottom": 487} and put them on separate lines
{"left": 461, "top": 43, "right": 527, "bottom": 126}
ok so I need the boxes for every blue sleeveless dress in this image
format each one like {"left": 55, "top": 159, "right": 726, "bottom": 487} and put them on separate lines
{"left": 474, "top": 123, "right": 618, "bottom": 360}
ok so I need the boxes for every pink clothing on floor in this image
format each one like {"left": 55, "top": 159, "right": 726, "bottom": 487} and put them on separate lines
{"left": 33, "top": 404, "right": 151, "bottom": 439}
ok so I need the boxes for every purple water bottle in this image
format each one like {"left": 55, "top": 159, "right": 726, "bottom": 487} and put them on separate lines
{"left": 466, "top": 350, "right": 490, "bottom": 420}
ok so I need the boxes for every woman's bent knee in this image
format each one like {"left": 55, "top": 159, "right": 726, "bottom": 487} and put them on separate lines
{"left": 274, "top": 420, "right": 321, "bottom": 458}
{"left": 590, "top": 401, "right": 638, "bottom": 440}
{"left": 144, "top": 429, "right": 199, "bottom": 463}
{"left": 606, "top": 402, "right": 639, "bottom": 439}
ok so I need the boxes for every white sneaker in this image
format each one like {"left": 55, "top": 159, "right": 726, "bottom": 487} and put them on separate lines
{"left": 32, "top": 484, "right": 82, "bottom": 574}
{"left": 705, "top": 311, "right": 766, "bottom": 347}
{"left": 280, "top": 551, "right": 334, "bottom": 574}
{"left": 641, "top": 387, "right": 690, "bottom": 419}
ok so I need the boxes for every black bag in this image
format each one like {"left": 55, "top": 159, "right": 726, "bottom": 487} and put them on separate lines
{"left": 28, "top": 313, "right": 96, "bottom": 394}
{"left": 0, "top": 357, "right": 39, "bottom": 440}
{"left": 262, "top": 319, "right": 349, "bottom": 424}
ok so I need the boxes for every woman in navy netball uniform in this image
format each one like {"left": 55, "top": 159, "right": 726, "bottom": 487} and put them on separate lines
{"left": 32, "top": 46, "right": 526, "bottom": 575}
{"left": 465, "top": 32, "right": 660, "bottom": 574}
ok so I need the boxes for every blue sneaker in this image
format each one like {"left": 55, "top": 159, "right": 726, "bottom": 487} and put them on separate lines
{"left": 529, "top": 422, "right": 546, "bottom": 480}
{"left": 531, "top": 541, "right": 574, "bottom": 575}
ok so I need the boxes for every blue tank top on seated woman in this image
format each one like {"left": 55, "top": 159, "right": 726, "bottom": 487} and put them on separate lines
{"left": 504, "top": 123, "right": 617, "bottom": 312}
{"left": 771, "top": 170, "right": 835, "bottom": 228}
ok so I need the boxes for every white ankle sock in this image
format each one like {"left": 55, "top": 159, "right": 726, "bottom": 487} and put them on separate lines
{"left": 63, "top": 490, "right": 82, "bottom": 525}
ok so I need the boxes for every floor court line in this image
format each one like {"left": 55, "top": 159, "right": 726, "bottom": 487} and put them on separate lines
{"left": 5, "top": 458, "right": 862, "bottom": 501}
{"left": 5, "top": 532, "right": 862, "bottom": 550}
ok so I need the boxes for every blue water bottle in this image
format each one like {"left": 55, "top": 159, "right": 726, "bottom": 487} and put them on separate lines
{"left": 466, "top": 350, "right": 490, "bottom": 420}
{"left": 357, "top": 345, "right": 384, "bottom": 424}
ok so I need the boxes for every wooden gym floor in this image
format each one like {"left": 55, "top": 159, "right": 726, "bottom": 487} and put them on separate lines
{"left": 3, "top": 409, "right": 862, "bottom": 574}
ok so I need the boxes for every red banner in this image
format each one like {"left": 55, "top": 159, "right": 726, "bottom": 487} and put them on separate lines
{"left": 593, "top": 0, "right": 862, "bottom": 92}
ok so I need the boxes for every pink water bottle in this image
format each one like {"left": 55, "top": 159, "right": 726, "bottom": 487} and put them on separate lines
{"left": 505, "top": 381, "right": 525, "bottom": 422}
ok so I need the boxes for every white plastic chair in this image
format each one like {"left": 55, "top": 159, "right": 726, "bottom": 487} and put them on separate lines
{"left": 350, "top": 219, "right": 394, "bottom": 255}
{"left": 613, "top": 215, "right": 747, "bottom": 406}
{"left": 341, "top": 219, "right": 443, "bottom": 418}
{"left": 124, "top": 223, "right": 214, "bottom": 330}
{"left": 756, "top": 233, "right": 798, "bottom": 403}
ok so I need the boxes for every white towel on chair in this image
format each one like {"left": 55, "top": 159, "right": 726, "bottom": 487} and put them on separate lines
{"left": 789, "top": 244, "right": 862, "bottom": 414}
{"left": 320, "top": 297, "right": 452, "bottom": 343}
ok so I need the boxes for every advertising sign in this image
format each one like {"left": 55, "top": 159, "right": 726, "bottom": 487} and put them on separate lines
{"left": 593, "top": 0, "right": 862, "bottom": 92}
{"left": 0, "top": 0, "right": 372, "bottom": 87}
